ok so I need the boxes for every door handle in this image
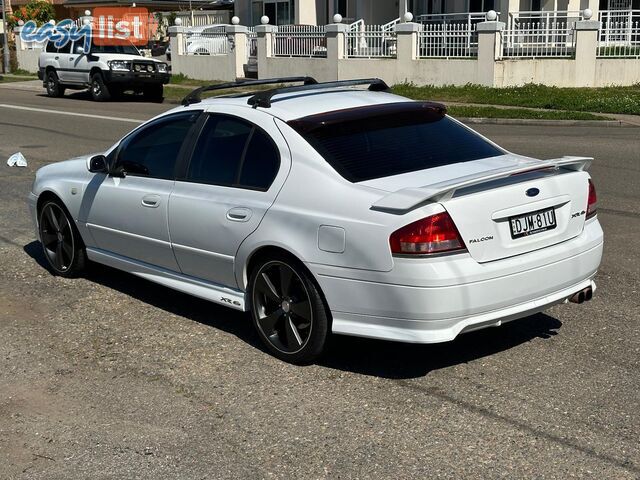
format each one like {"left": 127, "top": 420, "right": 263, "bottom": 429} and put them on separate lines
{"left": 69, "top": 57, "right": 74, "bottom": 61}
{"left": 54, "top": 56, "right": 59, "bottom": 60}
{"left": 226, "top": 207, "right": 252, "bottom": 222}
{"left": 141, "top": 194, "right": 161, "bottom": 208}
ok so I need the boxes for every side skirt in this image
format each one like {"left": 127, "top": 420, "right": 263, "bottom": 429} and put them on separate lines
{"left": 86, "top": 247, "right": 247, "bottom": 311}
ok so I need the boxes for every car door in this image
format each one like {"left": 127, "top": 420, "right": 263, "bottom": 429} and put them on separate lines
{"left": 65, "top": 41, "right": 91, "bottom": 84}
{"left": 83, "top": 111, "right": 201, "bottom": 271}
{"left": 168, "top": 107, "right": 291, "bottom": 288}
{"left": 54, "top": 40, "right": 73, "bottom": 82}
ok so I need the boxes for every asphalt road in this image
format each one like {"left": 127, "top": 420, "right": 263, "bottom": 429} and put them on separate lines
{"left": 0, "top": 86, "right": 638, "bottom": 479}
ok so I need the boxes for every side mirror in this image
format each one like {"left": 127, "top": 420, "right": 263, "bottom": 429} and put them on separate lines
{"left": 88, "top": 154, "right": 108, "bottom": 173}
{"left": 75, "top": 45, "right": 85, "bottom": 55}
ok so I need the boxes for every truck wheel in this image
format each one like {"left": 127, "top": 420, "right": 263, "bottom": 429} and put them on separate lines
{"left": 45, "top": 70, "right": 65, "bottom": 98}
{"left": 90, "top": 73, "right": 111, "bottom": 101}
{"left": 143, "top": 84, "right": 163, "bottom": 102}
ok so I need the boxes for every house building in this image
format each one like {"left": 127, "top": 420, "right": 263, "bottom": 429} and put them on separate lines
{"left": 231, "top": 0, "right": 622, "bottom": 27}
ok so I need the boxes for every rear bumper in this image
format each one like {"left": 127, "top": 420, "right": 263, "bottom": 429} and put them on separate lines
{"left": 310, "top": 219, "right": 603, "bottom": 343}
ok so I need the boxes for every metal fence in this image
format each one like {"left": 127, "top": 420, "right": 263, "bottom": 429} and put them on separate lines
{"left": 417, "top": 22, "right": 478, "bottom": 58}
{"left": 598, "top": 19, "right": 640, "bottom": 57}
{"left": 417, "top": 11, "right": 489, "bottom": 27}
{"left": 507, "top": 10, "right": 583, "bottom": 30}
{"left": 172, "top": 11, "right": 230, "bottom": 27}
{"left": 183, "top": 28, "right": 230, "bottom": 55}
{"left": 502, "top": 21, "right": 575, "bottom": 58}
{"left": 273, "top": 25, "right": 327, "bottom": 57}
{"left": 345, "top": 25, "right": 397, "bottom": 58}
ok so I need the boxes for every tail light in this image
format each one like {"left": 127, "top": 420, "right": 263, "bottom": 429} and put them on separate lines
{"left": 586, "top": 179, "right": 597, "bottom": 219}
{"left": 390, "top": 212, "right": 466, "bottom": 255}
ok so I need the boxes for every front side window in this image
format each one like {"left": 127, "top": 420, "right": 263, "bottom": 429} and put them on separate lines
{"left": 58, "top": 41, "right": 72, "bottom": 54}
{"left": 116, "top": 112, "right": 200, "bottom": 179}
{"left": 186, "top": 114, "right": 280, "bottom": 190}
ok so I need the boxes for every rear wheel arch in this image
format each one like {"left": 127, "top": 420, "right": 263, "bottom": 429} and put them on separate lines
{"left": 244, "top": 246, "right": 330, "bottom": 319}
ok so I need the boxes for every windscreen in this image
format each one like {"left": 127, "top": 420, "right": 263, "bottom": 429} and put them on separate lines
{"left": 289, "top": 102, "right": 504, "bottom": 183}
{"left": 90, "top": 44, "right": 141, "bottom": 55}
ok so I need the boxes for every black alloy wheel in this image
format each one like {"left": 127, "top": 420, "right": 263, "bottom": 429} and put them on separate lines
{"left": 38, "top": 201, "right": 86, "bottom": 277}
{"left": 250, "top": 256, "right": 329, "bottom": 364}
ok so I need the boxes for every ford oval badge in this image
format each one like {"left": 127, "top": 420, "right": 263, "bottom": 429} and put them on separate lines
{"left": 526, "top": 188, "right": 540, "bottom": 197}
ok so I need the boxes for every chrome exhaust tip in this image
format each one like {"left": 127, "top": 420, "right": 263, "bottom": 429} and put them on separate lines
{"left": 569, "top": 286, "right": 593, "bottom": 304}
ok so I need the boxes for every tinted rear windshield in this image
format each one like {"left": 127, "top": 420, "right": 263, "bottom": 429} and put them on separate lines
{"left": 289, "top": 102, "right": 503, "bottom": 182}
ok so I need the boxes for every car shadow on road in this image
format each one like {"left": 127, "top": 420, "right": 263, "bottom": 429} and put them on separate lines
{"left": 24, "top": 240, "right": 563, "bottom": 380}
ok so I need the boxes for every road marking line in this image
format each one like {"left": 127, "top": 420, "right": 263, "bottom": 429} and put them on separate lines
{"left": 0, "top": 104, "right": 145, "bottom": 124}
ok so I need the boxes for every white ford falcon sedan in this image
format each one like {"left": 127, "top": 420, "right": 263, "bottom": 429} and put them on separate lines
{"left": 28, "top": 77, "right": 603, "bottom": 363}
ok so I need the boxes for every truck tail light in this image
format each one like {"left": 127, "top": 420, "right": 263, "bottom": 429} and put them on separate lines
{"left": 390, "top": 212, "right": 466, "bottom": 255}
{"left": 586, "top": 179, "right": 597, "bottom": 219}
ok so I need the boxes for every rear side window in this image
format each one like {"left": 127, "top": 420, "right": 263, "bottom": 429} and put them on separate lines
{"left": 45, "top": 42, "right": 57, "bottom": 53}
{"left": 289, "top": 102, "right": 503, "bottom": 182}
{"left": 186, "top": 114, "right": 280, "bottom": 190}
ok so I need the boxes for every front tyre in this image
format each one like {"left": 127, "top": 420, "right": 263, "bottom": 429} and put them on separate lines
{"left": 90, "top": 72, "right": 111, "bottom": 101}
{"left": 249, "top": 255, "right": 329, "bottom": 364}
{"left": 45, "top": 70, "right": 65, "bottom": 97}
{"left": 38, "top": 200, "right": 87, "bottom": 277}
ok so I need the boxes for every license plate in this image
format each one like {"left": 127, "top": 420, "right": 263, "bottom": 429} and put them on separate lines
{"left": 509, "top": 207, "right": 557, "bottom": 239}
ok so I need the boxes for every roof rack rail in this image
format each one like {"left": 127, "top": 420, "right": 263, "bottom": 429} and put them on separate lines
{"left": 246, "top": 78, "right": 390, "bottom": 108}
{"left": 181, "top": 76, "right": 318, "bottom": 106}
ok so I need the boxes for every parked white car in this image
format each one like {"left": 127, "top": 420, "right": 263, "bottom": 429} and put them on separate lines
{"left": 27, "top": 77, "right": 603, "bottom": 364}
{"left": 185, "top": 24, "right": 231, "bottom": 55}
{"left": 38, "top": 41, "right": 170, "bottom": 101}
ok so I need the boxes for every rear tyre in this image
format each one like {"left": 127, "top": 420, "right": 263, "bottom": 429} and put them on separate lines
{"left": 249, "top": 254, "right": 329, "bottom": 364}
{"left": 90, "top": 73, "right": 111, "bottom": 101}
{"left": 143, "top": 84, "right": 163, "bottom": 102}
{"left": 45, "top": 70, "right": 65, "bottom": 98}
{"left": 38, "top": 200, "right": 87, "bottom": 277}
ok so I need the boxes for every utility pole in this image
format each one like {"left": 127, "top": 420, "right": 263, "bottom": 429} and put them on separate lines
{"left": 0, "top": 0, "right": 10, "bottom": 73}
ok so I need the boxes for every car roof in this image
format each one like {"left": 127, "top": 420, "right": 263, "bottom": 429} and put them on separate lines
{"left": 192, "top": 87, "right": 410, "bottom": 122}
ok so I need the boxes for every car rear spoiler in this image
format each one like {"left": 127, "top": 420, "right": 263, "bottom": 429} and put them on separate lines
{"left": 370, "top": 156, "right": 592, "bottom": 214}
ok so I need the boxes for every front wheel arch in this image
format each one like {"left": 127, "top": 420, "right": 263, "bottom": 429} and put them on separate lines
{"left": 36, "top": 191, "right": 85, "bottom": 248}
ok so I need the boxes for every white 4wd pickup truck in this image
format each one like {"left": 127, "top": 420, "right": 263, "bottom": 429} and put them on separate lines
{"left": 38, "top": 41, "right": 170, "bottom": 101}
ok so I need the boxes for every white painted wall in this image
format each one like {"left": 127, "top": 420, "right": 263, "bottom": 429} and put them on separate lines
{"left": 168, "top": 22, "right": 640, "bottom": 87}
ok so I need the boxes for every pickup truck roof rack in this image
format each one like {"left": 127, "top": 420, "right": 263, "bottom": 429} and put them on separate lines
{"left": 181, "top": 76, "right": 318, "bottom": 106}
{"left": 246, "top": 78, "right": 390, "bottom": 108}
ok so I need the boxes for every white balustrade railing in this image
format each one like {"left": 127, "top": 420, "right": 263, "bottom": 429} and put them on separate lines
{"left": 273, "top": 25, "right": 327, "bottom": 57}
{"left": 345, "top": 25, "right": 397, "bottom": 58}
{"left": 502, "top": 20, "right": 575, "bottom": 57}
{"left": 508, "top": 10, "right": 583, "bottom": 29}
{"left": 598, "top": 19, "right": 640, "bottom": 57}
{"left": 417, "top": 11, "right": 489, "bottom": 26}
{"left": 183, "top": 28, "right": 230, "bottom": 55}
{"left": 417, "top": 23, "right": 478, "bottom": 58}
